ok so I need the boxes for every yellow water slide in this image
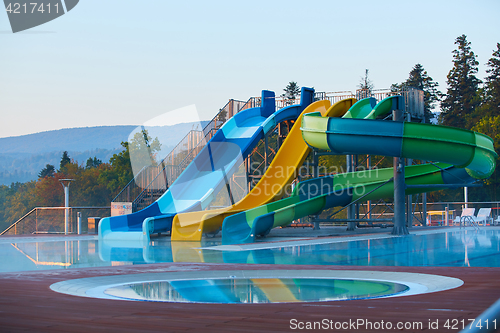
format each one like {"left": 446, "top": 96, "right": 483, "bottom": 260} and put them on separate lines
{"left": 170, "top": 98, "right": 356, "bottom": 241}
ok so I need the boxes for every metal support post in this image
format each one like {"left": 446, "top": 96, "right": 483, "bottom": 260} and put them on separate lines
{"left": 346, "top": 154, "right": 356, "bottom": 231}
{"left": 422, "top": 192, "right": 427, "bottom": 226}
{"left": 264, "top": 132, "right": 268, "bottom": 170}
{"left": 312, "top": 149, "right": 320, "bottom": 230}
{"left": 59, "top": 179, "right": 74, "bottom": 235}
{"left": 392, "top": 110, "right": 408, "bottom": 235}
{"left": 445, "top": 206, "right": 449, "bottom": 226}
{"left": 77, "top": 212, "right": 82, "bottom": 235}
{"left": 367, "top": 155, "right": 371, "bottom": 219}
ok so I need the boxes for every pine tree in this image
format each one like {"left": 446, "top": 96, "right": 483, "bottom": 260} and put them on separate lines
{"left": 440, "top": 34, "right": 481, "bottom": 129}
{"left": 85, "top": 157, "right": 102, "bottom": 169}
{"left": 357, "top": 69, "right": 374, "bottom": 99}
{"left": 393, "top": 64, "right": 441, "bottom": 122}
{"left": 484, "top": 43, "right": 500, "bottom": 117}
{"left": 38, "top": 164, "right": 55, "bottom": 178}
{"left": 406, "top": 64, "right": 441, "bottom": 122}
{"left": 59, "top": 151, "right": 71, "bottom": 173}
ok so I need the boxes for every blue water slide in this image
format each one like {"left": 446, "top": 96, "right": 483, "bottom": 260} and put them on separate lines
{"left": 99, "top": 88, "right": 315, "bottom": 241}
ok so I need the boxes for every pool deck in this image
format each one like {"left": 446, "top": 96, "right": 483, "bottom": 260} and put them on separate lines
{"left": 1, "top": 227, "right": 500, "bottom": 332}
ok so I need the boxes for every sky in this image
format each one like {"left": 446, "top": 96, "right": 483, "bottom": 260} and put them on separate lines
{"left": 1, "top": 0, "right": 499, "bottom": 138}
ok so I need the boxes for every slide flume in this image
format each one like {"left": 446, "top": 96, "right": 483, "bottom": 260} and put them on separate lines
{"left": 170, "top": 98, "right": 357, "bottom": 241}
{"left": 99, "top": 88, "right": 314, "bottom": 241}
{"left": 221, "top": 96, "right": 497, "bottom": 245}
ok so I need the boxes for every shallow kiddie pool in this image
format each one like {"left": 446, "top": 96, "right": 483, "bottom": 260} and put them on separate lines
{"left": 103, "top": 278, "right": 409, "bottom": 303}
{"left": 50, "top": 269, "right": 463, "bottom": 303}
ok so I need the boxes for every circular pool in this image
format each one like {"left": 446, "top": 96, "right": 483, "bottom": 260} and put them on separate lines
{"left": 104, "top": 278, "right": 409, "bottom": 303}
{"left": 50, "top": 269, "right": 464, "bottom": 303}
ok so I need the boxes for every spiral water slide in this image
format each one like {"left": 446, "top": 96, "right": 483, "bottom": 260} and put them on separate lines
{"left": 221, "top": 96, "right": 497, "bottom": 245}
{"left": 98, "top": 88, "right": 315, "bottom": 241}
{"left": 170, "top": 98, "right": 358, "bottom": 241}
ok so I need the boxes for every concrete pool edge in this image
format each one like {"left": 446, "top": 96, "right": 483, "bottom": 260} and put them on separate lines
{"left": 50, "top": 269, "right": 464, "bottom": 303}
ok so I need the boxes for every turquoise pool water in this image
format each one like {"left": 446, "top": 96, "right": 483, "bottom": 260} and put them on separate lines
{"left": 103, "top": 278, "right": 409, "bottom": 303}
{"left": 1, "top": 228, "right": 499, "bottom": 273}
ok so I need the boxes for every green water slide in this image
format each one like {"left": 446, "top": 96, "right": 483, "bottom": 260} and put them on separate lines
{"left": 221, "top": 96, "right": 497, "bottom": 245}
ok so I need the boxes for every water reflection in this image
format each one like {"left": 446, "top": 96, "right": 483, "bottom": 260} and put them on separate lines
{"left": 1, "top": 229, "right": 500, "bottom": 272}
{"left": 104, "top": 278, "right": 409, "bottom": 303}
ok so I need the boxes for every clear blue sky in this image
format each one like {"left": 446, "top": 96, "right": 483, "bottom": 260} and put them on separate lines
{"left": 1, "top": 0, "right": 499, "bottom": 138}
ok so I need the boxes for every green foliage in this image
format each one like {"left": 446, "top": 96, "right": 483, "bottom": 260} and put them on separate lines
{"left": 38, "top": 164, "right": 55, "bottom": 178}
{"left": 217, "top": 108, "right": 228, "bottom": 124}
{"left": 358, "top": 69, "right": 374, "bottom": 92}
{"left": 59, "top": 151, "right": 71, "bottom": 173}
{"left": 440, "top": 34, "right": 482, "bottom": 129}
{"left": 128, "top": 129, "right": 162, "bottom": 172}
{"left": 483, "top": 43, "right": 500, "bottom": 118}
{"left": 393, "top": 64, "right": 441, "bottom": 123}
{"left": 97, "top": 141, "right": 134, "bottom": 195}
{"left": 85, "top": 157, "right": 102, "bottom": 169}
{"left": 283, "top": 81, "right": 300, "bottom": 105}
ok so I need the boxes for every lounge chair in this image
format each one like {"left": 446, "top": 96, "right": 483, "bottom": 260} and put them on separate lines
{"left": 473, "top": 208, "right": 492, "bottom": 226}
{"left": 453, "top": 208, "right": 475, "bottom": 226}
{"left": 494, "top": 216, "right": 500, "bottom": 226}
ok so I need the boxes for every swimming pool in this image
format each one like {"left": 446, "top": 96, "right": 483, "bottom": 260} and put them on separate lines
{"left": 1, "top": 227, "right": 499, "bottom": 273}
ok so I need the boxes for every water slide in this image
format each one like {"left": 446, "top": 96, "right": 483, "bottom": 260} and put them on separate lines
{"left": 221, "top": 96, "right": 497, "bottom": 245}
{"left": 170, "top": 98, "right": 358, "bottom": 241}
{"left": 98, "top": 88, "right": 315, "bottom": 241}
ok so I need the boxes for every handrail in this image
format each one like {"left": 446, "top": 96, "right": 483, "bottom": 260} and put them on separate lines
{"left": 112, "top": 97, "right": 253, "bottom": 205}
{"left": 460, "top": 216, "right": 480, "bottom": 230}
{"left": 132, "top": 129, "right": 213, "bottom": 205}
{"left": 1, "top": 206, "right": 110, "bottom": 236}
{"left": 129, "top": 97, "right": 257, "bottom": 210}
{"left": 0, "top": 207, "right": 37, "bottom": 235}
{"left": 111, "top": 165, "right": 148, "bottom": 202}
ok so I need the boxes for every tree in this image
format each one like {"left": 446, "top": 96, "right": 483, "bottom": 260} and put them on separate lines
{"left": 38, "top": 164, "right": 55, "bottom": 178}
{"left": 283, "top": 81, "right": 300, "bottom": 105}
{"left": 85, "top": 157, "right": 102, "bottom": 169}
{"left": 392, "top": 64, "right": 441, "bottom": 122}
{"left": 128, "top": 129, "right": 162, "bottom": 173}
{"left": 357, "top": 69, "right": 374, "bottom": 99}
{"left": 59, "top": 151, "right": 71, "bottom": 173}
{"left": 483, "top": 43, "right": 500, "bottom": 118}
{"left": 440, "top": 34, "right": 481, "bottom": 129}
{"left": 471, "top": 115, "right": 500, "bottom": 201}
{"left": 98, "top": 141, "right": 134, "bottom": 194}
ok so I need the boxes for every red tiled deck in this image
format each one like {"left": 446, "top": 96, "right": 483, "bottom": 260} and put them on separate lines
{"left": 1, "top": 263, "right": 500, "bottom": 332}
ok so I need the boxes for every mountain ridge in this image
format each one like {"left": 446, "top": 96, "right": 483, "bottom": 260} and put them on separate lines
{"left": 0, "top": 122, "right": 209, "bottom": 185}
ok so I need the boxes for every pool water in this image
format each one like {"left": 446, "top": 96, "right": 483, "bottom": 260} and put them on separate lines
{"left": 1, "top": 228, "right": 500, "bottom": 273}
{"left": 103, "top": 278, "right": 409, "bottom": 303}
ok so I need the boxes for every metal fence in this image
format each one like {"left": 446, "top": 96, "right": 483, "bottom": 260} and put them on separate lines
{"left": 315, "top": 201, "right": 500, "bottom": 227}
{"left": 0, "top": 207, "right": 110, "bottom": 236}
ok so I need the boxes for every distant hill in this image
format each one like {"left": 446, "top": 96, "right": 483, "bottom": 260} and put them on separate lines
{"left": 0, "top": 122, "right": 209, "bottom": 185}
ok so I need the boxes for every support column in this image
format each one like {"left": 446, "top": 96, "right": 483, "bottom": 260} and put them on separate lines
{"left": 422, "top": 192, "right": 427, "bottom": 226}
{"left": 406, "top": 112, "right": 413, "bottom": 229}
{"left": 367, "top": 155, "right": 371, "bottom": 219}
{"left": 264, "top": 132, "right": 268, "bottom": 170}
{"left": 391, "top": 109, "right": 408, "bottom": 235}
{"left": 346, "top": 154, "right": 356, "bottom": 231}
{"left": 312, "top": 149, "right": 320, "bottom": 230}
{"left": 59, "top": 179, "right": 74, "bottom": 235}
